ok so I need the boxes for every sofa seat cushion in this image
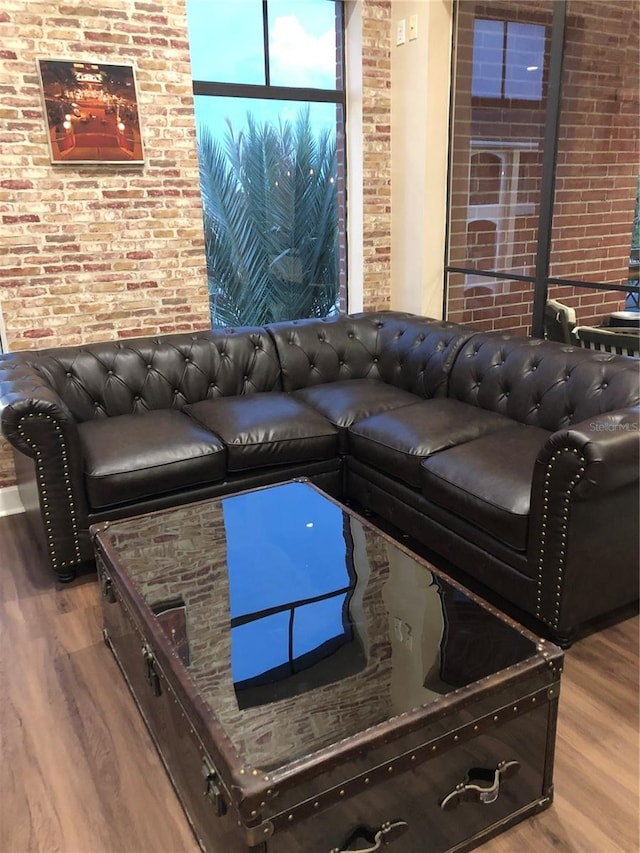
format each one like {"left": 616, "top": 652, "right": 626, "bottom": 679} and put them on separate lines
{"left": 292, "top": 379, "right": 421, "bottom": 453}
{"left": 79, "top": 410, "right": 227, "bottom": 510}
{"left": 421, "top": 425, "right": 552, "bottom": 551}
{"left": 184, "top": 393, "right": 338, "bottom": 473}
{"left": 292, "top": 379, "right": 421, "bottom": 427}
{"left": 348, "top": 399, "right": 515, "bottom": 488}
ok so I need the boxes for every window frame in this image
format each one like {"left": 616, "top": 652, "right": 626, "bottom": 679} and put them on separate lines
{"left": 471, "top": 16, "right": 548, "bottom": 105}
{"left": 188, "top": 0, "right": 348, "bottom": 323}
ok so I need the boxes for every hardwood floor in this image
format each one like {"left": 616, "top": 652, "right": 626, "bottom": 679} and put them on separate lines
{"left": 0, "top": 512, "right": 637, "bottom": 853}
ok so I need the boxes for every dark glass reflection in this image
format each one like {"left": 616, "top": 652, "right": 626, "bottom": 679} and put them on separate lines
{"left": 104, "top": 482, "right": 539, "bottom": 770}
{"left": 223, "top": 486, "right": 365, "bottom": 708}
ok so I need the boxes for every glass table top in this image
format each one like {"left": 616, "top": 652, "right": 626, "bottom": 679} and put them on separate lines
{"left": 100, "top": 481, "right": 539, "bottom": 771}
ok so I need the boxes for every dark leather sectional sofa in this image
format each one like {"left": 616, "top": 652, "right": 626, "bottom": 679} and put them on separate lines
{"left": 1, "top": 311, "right": 638, "bottom": 644}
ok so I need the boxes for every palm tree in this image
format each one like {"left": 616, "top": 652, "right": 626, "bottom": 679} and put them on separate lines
{"left": 198, "top": 109, "right": 340, "bottom": 327}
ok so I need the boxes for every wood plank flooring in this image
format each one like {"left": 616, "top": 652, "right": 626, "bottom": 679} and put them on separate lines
{"left": 0, "top": 512, "right": 637, "bottom": 853}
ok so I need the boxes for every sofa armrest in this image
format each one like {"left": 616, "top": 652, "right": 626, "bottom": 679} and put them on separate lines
{"left": 0, "top": 360, "right": 77, "bottom": 456}
{"left": 527, "top": 406, "right": 639, "bottom": 639}
{"left": 544, "top": 407, "right": 639, "bottom": 498}
{"left": 1, "top": 355, "right": 90, "bottom": 576}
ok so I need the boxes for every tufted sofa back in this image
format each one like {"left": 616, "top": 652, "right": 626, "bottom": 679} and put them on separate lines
{"left": 29, "top": 327, "right": 281, "bottom": 422}
{"left": 267, "top": 313, "right": 475, "bottom": 398}
{"left": 266, "top": 315, "right": 383, "bottom": 390}
{"left": 449, "top": 334, "right": 640, "bottom": 432}
{"left": 376, "top": 316, "right": 476, "bottom": 397}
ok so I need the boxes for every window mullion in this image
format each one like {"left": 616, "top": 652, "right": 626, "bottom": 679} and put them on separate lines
{"left": 263, "top": 0, "right": 270, "bottom": 86}
{"left": 501, "top": 22, "right": 508, "bottom": 99}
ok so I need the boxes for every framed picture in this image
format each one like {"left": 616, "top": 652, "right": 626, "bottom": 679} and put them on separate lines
{"left": 36, "top": 58, "right": 145, "bottom": 165}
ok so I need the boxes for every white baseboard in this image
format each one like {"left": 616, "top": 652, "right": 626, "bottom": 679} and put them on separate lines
{"left": 0, "top": 485, "right": 25, "bottom": 517}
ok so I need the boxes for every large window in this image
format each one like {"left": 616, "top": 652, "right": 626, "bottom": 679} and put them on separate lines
{"left": 446, "top": 1, "right": 639, "bottom": 337}
{"left": 186, "top": 0, "right": 346, "bottom": 327}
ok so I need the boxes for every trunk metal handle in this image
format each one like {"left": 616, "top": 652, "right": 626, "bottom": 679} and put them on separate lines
{"left": 142, "top": 643, "right": 162, "bottom": 697}
{"left": 440, "top": 760, "right": 521, "bottom": 810}
{"left": 332, "top": 819, "right": 409, "bottom": 852}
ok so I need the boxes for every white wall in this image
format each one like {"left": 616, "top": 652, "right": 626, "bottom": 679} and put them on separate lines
{"left": 391, "top": 0, "right": 453, "bottom": 317}
{"left": 0, "top": 486, "right": 24, "bottom": 517}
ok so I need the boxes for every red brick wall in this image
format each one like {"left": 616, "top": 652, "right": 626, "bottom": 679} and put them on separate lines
{"left": 0, "top": 1, "right": 211, "bottom": 351}
{"left": 547, "top": 0, "right": 639, "bottom": 325}
{"left": 447, "top": 0, "right": 638, "bottom": 333}
{"left": 361, "top": 0, "right": 392, "bottom": 312}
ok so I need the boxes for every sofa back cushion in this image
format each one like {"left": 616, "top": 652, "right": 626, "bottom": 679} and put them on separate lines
{"left": 267, "top": 314, "right": 384, "bottom": 391}
{"left": 268, "top": 312, "right": 475, "bottom": 398}
{"left": 376, "top": 316, "right": 476, "bottom": 397}
{"left": 449, "top": 334, "right": 640, "bottom": 431}
{"left": 31, "top": 327, "right": 281, "bottom": 422}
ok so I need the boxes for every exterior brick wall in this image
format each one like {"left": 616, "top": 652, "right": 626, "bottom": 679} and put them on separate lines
{"left": 447, "top": 0, "right": 638, "bottom": 334}
{"left": 0, "top": 0, "right": 393, "bottom": 491}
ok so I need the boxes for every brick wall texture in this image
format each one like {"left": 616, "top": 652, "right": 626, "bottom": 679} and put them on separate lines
{"left": 360, "top": 0, "right": 392, "bottom": 313}
{"left": 0, "top": 0, "right": 393, "bottom": 488}
{"left": 447, "top": 0, "right": 638, "bottom": 334}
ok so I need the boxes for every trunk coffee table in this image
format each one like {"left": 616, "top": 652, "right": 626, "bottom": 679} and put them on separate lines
{"left": 92, "top": 480, "right": 563, "bottom": 853}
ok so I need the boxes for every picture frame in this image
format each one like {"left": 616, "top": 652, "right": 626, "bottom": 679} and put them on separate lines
{"left": 36, "top": 58, "right": 145, "bottom": 165}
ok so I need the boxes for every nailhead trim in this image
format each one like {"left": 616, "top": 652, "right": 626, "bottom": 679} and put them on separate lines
{"left": 536, "top": 446, "right": 586, "bottom": 630}
{"left": 17, "top": 413, "right": 82, "bottom": 569}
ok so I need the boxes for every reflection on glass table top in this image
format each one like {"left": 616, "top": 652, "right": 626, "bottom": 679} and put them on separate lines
{"left": 101, "top": 481, "right": 539, "bottom": 769}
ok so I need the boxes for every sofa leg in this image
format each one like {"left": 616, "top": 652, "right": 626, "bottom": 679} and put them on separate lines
{"left": 56, "top": 567, "right": 77, "bottom": 584}
{"left": 551, "top": 630, "right": 575, "bottom": 649}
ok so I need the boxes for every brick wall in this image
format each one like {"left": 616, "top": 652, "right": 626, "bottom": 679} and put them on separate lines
{"left": 547, "top": 0, "right": 639, "bottom": 324}
{"left": 0, "top": 0, "right": 393, "bottom": 491}
{"left": 361, "top": 0, "right": 392, "bottom": 312}
{"left": 447, "top": 0, "right": 638, "bottom": 334}
{"left": 0, "top": 1, "right": 211, "bottom": 349}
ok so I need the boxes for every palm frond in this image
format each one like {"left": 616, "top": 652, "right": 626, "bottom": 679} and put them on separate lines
{"left": 196, "top": 109, "right": 339, "bottom": 326}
